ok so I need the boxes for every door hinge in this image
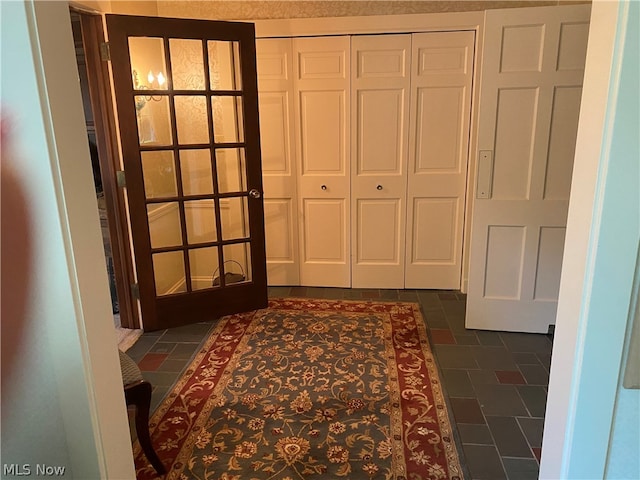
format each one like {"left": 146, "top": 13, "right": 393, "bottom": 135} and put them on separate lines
{"left": 131, "top": 283, "right": 140, "bottom": 300}
{"left": 100, "top": 42, "right": 111, "bottom": 61}
{"left": 116, "top": 170, "right": 126, "bottom": 188}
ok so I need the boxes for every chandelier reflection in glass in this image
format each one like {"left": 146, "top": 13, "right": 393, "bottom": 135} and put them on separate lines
{"left": 133, "top": 69, "right": 166, "bottom": 111}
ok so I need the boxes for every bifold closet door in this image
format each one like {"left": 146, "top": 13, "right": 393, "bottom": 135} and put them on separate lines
{"left": 405, "top": 31, "right": 475, "bottom": 289}
{"left": 256, "top": 38, "right": 300, "bottom": 285}
{"left": 294, "top": 36, "right": 351, "bottom": 287}
{"left": 351, "top": 34, "right": 411, "bottom": 288}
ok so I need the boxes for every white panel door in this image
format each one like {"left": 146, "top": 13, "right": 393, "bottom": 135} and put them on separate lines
{"left": 466, "top": 4, "right": 590, "bottom": 332}
{"left": 405, "top": 31, "right": 475, "bottom": 289}
{"left": 294, "top": 36, "right": 351, "bottom": 287}
{"left": 256, "top": 38, "right": 300, "bottom": 285}
{"left": 351, "top": 34, "right": 411, "bottom": 288}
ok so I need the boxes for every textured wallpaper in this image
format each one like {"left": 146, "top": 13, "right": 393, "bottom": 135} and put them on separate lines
{"left": 157, "top": 1, "right": 589, "bottom": 21}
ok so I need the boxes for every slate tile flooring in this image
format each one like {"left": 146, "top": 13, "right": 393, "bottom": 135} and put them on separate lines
{"left": 126, "top": 287, "right": 552, "bottom": 479}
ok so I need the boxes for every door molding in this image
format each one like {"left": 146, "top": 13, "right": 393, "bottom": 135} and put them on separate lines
{"left": 74, "top": 9, "right": 140, "bottom": 328}
{"left": 254, "top": 11, "right": 484, "bottom": 38}
{"left": 541, "top": 1, "right": 634, "bottom": 477}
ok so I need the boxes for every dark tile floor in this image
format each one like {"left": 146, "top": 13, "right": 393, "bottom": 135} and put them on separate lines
{"left": 126, "top": 287, "right": 552, "bottom": 480}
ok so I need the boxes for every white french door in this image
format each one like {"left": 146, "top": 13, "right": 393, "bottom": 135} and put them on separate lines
{"left": 466, "top": 4, "right": 590, "bottom": 332}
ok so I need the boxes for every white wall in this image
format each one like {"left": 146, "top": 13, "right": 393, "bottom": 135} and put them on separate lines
{"left": 541, "top": 0, "right": 639, "bottom": 478}
{"left": 0, "top": 1, "right": 134, "bottom": 478}
{"left": 603, "top": 1, "right": 640, "bottom": 476}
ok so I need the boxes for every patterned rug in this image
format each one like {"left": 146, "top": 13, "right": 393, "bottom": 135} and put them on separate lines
{"left": 134, "top": 298, "right": 462, "bottom": 479}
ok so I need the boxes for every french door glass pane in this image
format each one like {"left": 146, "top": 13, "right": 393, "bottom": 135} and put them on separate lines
{"left": 148, "top": 202, "right": 183, "bottom": 248}
{"left": 152, "top": 251, "right": 186, "bottom": 296}
{"left": 212, "top": 96, "right": 244, "bottom": 143}
{"left": 185, "top": 199, "right": 217, "bottom": 244}
{"left": 169, "top": 39, "right": 205, "bottom": 90}
{"left": 175, "top": 96, "right": 209, "bottom": 145}
{"left": 208, "top": 41, "right": 241, "bottom": 90}
{"left": 141, "top": 151, "right": 177, "bottom": 198}
{"left": 223, "top": 243, "right": 252, "bottom": 284}
{"left": 180, "top": 149, "right": 213, "bottom": 196}
{"left": 216, "top": 148, "right": 246, "bottom": 193}
{"left": 135, "top": 96, "right": 172, "bottom": 145}
{"left": 129, "top": 37, "right": 168, "bottom": 91}
{"left": 220, "top": 197, "right": 249, "bottom": 240}
{"left": 189, "top": 246, "right": 219, "bottom": 291}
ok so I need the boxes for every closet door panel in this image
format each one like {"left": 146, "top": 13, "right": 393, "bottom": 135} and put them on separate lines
{"left": 351, "top": 34, "right": 411, "bottom": 288}
{"left": 264, "top": 198, "right": 296, "bottom": 261}
{"left": 405, "top": 31, "right": 475, "bottom": 289}
{"left": 257, "top": 38, "right": 300, "bottom": 285}
{"left": 294, "top": 36, "right": 351, "bottom": 287}
{"left": 303, "top": 199, "right": 347, "bottom": 262}
{"left": 415, "top": 86, "right": 467, "bottom": 172}
{"left": 260, "top": 93, "right": 291, "bottom": 174}
{"left": 357, "top": 89, "right": 405, "bottom": 174}
{"left": 299, "top": 90, "right": 346, "bottom": 174}
{"left": 357, "top": 199, "right": 401, "bottom": 263}
{"left": 412, "top": 198, "right": 459, "bottom": 262}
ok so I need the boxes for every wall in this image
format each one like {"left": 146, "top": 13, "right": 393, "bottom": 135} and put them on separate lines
{"left": 68, "top": 2, "right": 158, "bottom": 17}
{"left": 604, "top": 0, "right": 640, "bottom": 476}
{"left": 111, "top": 0, "right": 158, "bottom": 16}
{"left": 157, "top": 0, "right": 588, "bottom": 20}
{"left": 541, "top": 0, "right": 639, "bottom": 478}
{"left": 0, "top": 1, "right": 134, "bottom": 478}
{"left": 70, "top": 0, "right": 112, "bottom": 13}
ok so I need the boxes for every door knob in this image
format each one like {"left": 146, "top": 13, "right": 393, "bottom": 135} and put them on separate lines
{"left": 376, "top": 185, "right": 383, "bottom": 190}
{"left": 249, "top": 189, "right": 261, "bottom": 199}
{"left": 321, "top": 185, "right": 327, "bottom": 190}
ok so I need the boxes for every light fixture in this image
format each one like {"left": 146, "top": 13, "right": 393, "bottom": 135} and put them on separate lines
{"left": 147, "top": 70, "right": 166, "bottom": 87}
{"left": 132, "top": 69, "right": 165, "bottom": 111}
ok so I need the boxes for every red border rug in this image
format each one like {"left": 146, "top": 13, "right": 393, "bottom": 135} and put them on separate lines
{"left": 134, "top": 298, "right": 462, "bottom": 479}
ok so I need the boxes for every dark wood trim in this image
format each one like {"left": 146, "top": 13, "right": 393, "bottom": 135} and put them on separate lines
{"left": 105, "top": 14, "right": 257, "bottom": 39}
{"left": 162, "top": 35, "right": 195, "bottom": 294}
{"left": 239, "top": 23, "right": 268, "bottom": 299}
{"left": 107, "top": 15, "right": 159, "bottom": 328}
{"left": 75, "top": 9, "right": 140, "bottom": 329}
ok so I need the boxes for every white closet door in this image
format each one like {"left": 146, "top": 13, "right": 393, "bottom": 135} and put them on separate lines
{"left": 294, "top": 36, "right": 351, "bottom": 287}
{"left": 351, "top": 34, "right": 411, "bottom": 288}
{"left": 466, "top": 5, "right": 590, "bottom": 332}
{"left": 405, "top": 31, "right": 475, "bottom": 289}
{"left": 256, "top": 38, "right": 300, "bottom": 285}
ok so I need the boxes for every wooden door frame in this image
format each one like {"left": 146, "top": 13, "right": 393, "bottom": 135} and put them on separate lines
{"left": 71, "top": 7, "right": 140, "bottom": 329}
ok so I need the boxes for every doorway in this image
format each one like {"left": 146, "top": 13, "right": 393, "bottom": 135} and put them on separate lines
{"left": 70, "top": 9, "right": 270, "bottom": 333}
{"left": 70, "top": 8, "right": 141, "bottom": 339}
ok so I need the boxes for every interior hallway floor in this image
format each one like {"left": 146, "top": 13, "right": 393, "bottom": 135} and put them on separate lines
{"left": 126, "top": 287, "right": 552, "bottom": 480}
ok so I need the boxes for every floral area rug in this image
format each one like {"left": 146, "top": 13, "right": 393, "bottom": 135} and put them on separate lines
{"left": 134, "top": 298, "right": 462, "bottom": 479}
